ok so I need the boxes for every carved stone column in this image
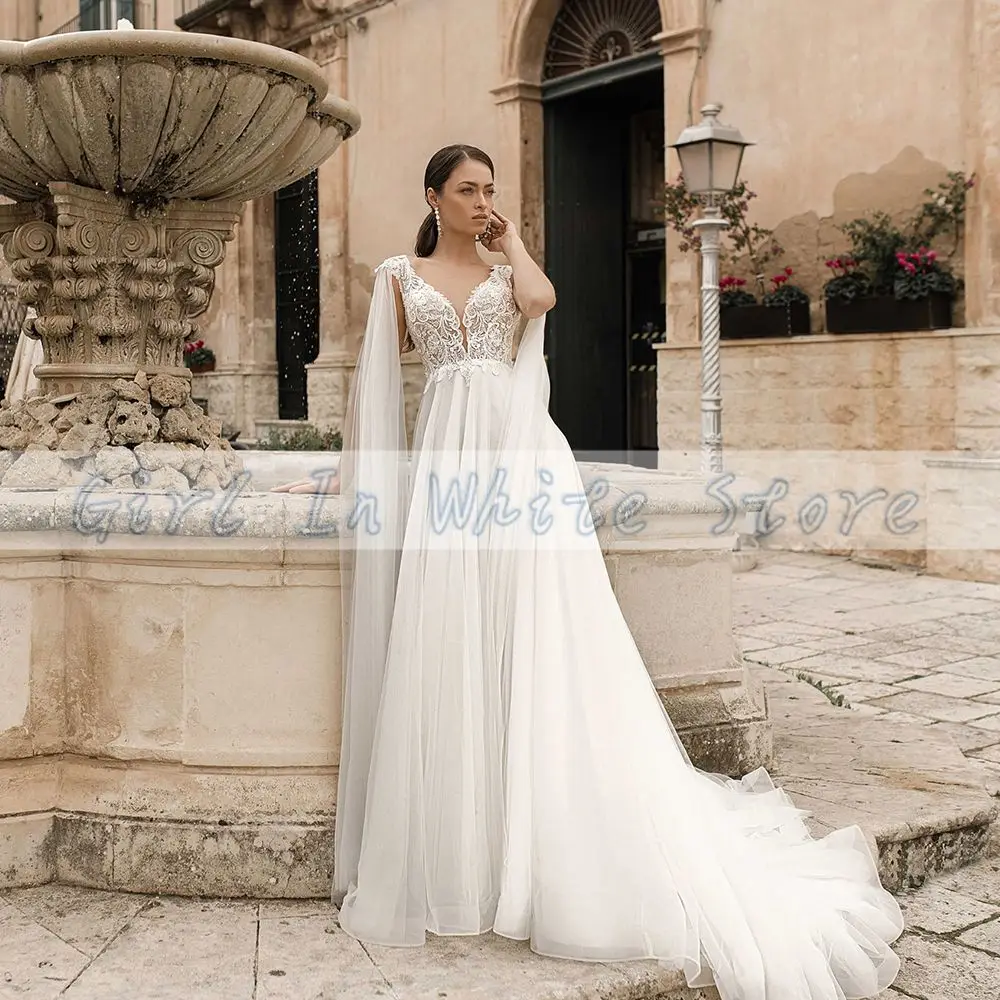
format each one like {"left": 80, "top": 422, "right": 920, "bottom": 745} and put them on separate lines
{"left": 305, "top": 24, "right": 355, "bottom": 433}
{"left": 653, "top": 0, "right": 709, "bottom": 349}
{"left": 964, "top": 0, "right": 1000, "bottom": 326}
{"left": 0, "top": 182, "right": 240, "bottom": 397}
{"left": 491, "top": 80, "right": 545, "bottom": 266}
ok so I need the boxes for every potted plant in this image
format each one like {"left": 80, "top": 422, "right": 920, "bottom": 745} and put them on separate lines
{"left": 718, "top": 276, "right": 759, "bottom": 340}
{"left": 823, "top": 173, "right": 972, "bottom": 333}
{"left": 762, "top": 266, "right": 811, "bottom": 335}
{"left": 718, "top": 268, "right": 811, "bottom": 340}
{"left": 183, "top": 338, "right": 216, "bottom": 373}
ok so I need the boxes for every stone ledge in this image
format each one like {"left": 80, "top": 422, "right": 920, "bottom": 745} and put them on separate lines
{"left": 2, "top": 669, "right": 993, "bottom": 900}
{"left": 764, "top": 667, "right": 999, "bottom": 892}
{"left": 53, "top": 814, "right": 332, "bottom": 899}
{"left": 0, "top": 462, "right": 742, "bottom": 542}
{"left": 654, "top": 326, "right": 1000, "bottom": 350}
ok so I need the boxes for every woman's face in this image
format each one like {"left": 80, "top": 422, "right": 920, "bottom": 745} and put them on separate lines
{"left": 429, "top": 159, "right": 495, "bottom": 239}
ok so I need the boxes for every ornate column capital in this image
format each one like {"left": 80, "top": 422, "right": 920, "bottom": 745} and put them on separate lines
{"left": 651, "top": 26, "right": 709, "bottom": 57}
{"left": 309, "top": 24, "right": 346, "bottom": 65}
{"left": 490, "top": 78, "right": 542, "bottom": 106}
{"left": 249, "top": 0, "right": 298, "bottom": 30}
{"left": 0, "top": 183, "right": 240, "bottom": 396}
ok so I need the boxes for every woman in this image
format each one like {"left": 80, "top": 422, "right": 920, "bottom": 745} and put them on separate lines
{"left": 274, "top": 145, "right": 903, "bottom": 999}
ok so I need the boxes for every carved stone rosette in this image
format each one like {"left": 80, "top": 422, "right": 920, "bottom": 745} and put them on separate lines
{"left": 0, "top": 182, "right": 240, "bottom": 395}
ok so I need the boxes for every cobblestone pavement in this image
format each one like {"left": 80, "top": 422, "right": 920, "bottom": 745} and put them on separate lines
{"left": 735, "top": 551, "right": 1000, "bottom": 998}
{"left": 2, "top": 552, "right": 999, "bottom": 1000}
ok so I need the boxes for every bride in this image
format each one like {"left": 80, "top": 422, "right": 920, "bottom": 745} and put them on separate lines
{"left": 273, "top": 144, "right": 903, "bottom": 999}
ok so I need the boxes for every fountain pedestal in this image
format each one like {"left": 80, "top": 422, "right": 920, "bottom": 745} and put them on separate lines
{"left": 0, "top": 28, "right": 359, "bottom": 460}
{"left": 0, "top": 184, "right": 241, "bottom": 396}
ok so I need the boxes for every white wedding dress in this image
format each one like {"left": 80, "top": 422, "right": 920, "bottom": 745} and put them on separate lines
{"left": 334, "top": 255, "right": 903, "bottom": 1000}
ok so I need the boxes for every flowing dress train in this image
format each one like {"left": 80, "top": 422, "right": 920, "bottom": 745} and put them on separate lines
{"left": 333, "top": 255, "right": 903, "bottom": 1000}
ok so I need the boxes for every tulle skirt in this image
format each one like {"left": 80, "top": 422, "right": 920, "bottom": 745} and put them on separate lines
{"left": 336, "top": 365, "right": 904, "bottom": 1000}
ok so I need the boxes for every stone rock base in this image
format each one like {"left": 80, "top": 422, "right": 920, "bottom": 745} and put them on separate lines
{"left": 0, "top": 442, "right": 243, "bottom": 491}
{"left": 879, "top": 819, "right": 997, "bottom": 892}
{"left": 0, "top": 369, "right": 241, "bottom": 489}
{"left": 0, "top": 369, "right": 243, "bottom": 490}
{"left": 663, "top": 671, "right": 774, "bottom": 777}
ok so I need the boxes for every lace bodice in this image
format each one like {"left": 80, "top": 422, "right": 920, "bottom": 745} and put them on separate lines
{"left": 377, "top": 255, "right": 519, "bottom": 384}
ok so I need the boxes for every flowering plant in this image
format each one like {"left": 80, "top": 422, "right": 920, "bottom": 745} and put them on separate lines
{"left": 893, "top": 247, "right": 958, "bottom": 301}
{"left": 719, "top": 276, "right": 757, "bottom": 308}
{"left": 762, "top": 267, "right": 809, "bottom": 308}
{"left": 824, "top": 172, "right": 972, "bottom": 303}
{"left": 183, "top": 339, "right": 215, "bottom": 368}
{"left": 912, "top": 171, "right": 975, "bottom": 257}
{"left": 822, "top": 256, "right": 872, "bottom": 303}
{"left": 659, "top": 176, "right": 783, "bottom": 284}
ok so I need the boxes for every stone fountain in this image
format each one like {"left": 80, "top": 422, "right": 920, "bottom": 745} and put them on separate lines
{"left": 0, "top": 26, "right": 359, "bottom": 490}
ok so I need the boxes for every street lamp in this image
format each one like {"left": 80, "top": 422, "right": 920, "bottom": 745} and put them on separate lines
{"left": 670, "top": 104, "right": 753, "bottom": 474}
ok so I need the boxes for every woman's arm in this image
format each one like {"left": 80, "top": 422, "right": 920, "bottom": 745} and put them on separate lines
{"left": 491, "top": 212, "right": 556, "bottom": 319}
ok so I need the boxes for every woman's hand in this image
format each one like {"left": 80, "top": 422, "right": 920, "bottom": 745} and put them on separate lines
{"left": 482, "top": 210, "right": 519, "bottom": 256}
{"left": 483, "top": 210, "right": 556, "bottom": 318}
{"left": 270, "top": 474, "right": 340, "bottom": 495}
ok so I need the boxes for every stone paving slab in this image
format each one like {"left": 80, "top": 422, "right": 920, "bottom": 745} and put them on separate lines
{"left": 735, "top": 553, "right": 1000, "bottom": 832}
{"left": 762, "top": 668, "right": 997, "bottom": 890}
{"left": 3, "top": 552, "right": 1000, "bottom": 999}
{"left": 0, "top": 888, "right": 716, "bottom": 1000}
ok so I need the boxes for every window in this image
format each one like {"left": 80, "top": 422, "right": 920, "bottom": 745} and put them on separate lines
{"left": 79, "top": 0, "right": 136, "bottom": 31}
{"left": 543, "top": 0, "right": 661, "bottom": 81}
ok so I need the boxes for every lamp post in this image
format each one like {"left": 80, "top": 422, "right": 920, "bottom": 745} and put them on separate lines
{"left": 670, "top": 104, "right": 752, "bottom": 474}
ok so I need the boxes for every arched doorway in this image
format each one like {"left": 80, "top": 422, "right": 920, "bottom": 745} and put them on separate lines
{"left": 541, "top": 0, "right": 664, "bottom": 463}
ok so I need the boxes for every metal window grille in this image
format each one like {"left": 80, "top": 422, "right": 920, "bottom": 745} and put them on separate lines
{"left": 0, "top": 286, "right": 29, "bottom": 399}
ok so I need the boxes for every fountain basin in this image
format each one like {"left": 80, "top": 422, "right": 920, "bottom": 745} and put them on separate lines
{"left": 0, "top": 30, "right": 360, "bottom": 203}
{"left": 0, "top": 464, "right": 769, "bottom": 896}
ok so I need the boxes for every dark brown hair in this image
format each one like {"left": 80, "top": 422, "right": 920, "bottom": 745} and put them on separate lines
{"left": 414, "top": 144, "right": 495, "bottom": 257}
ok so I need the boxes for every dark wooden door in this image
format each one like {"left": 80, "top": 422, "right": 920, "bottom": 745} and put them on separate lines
{"left": 275, "top": 171, "right": 320, "bottom": 420}
{"left": 543, "top": 94, "right": 628, "bottom": 457}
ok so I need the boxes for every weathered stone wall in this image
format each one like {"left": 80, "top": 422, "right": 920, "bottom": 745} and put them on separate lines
{"left": 657, "top": 329, "right": 1000, "bottom": 453}
{"left": 664, "top": 0, "right": 969, "bottom": 343}
{"left": 657, "top": 329, "right": 999, "bottom": 495}
{"left": 656, "top": 329, "right": 1000, "bottom": 567}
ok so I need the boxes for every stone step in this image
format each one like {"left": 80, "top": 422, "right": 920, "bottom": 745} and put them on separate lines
{"left": 763, "top": 666, "right": 999, "bottom": 891}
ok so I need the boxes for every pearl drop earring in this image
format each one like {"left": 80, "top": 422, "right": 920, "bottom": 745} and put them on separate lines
{"left": 434, "top": 206, "right": 442, "bottom": 235}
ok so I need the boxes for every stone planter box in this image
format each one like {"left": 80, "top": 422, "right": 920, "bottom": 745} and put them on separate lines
{"left": 825, "top": 293, "right": 953, "bottom": 334}
{"left": 721, "top": 302, "right": 810, "bottom": 340}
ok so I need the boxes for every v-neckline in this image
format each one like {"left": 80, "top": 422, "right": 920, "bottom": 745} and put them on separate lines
{"left": 405, "top": 257, "right": 497, "bottom": 350}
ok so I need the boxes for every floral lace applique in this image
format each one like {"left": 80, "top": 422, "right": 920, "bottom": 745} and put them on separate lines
{"left": 378, "top": 255, "right": 518, "bottom": 385}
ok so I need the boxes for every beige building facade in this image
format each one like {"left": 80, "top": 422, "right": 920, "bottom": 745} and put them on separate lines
{"left": 4, "top": 0, "right": 1000, "bottom": 465}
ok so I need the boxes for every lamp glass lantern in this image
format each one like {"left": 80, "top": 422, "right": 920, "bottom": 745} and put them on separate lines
{"left": 669, "top": 104, "right": 753, "bottom": 202}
